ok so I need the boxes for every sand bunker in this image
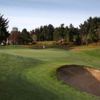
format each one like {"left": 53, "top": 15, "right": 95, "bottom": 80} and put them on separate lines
{"left": 57, "top": 65, "right": 100, "bottom": 96}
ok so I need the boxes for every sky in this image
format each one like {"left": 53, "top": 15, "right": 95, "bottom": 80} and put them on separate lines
{"left": 0, "top": 0, "right": 100, "bottom": 31}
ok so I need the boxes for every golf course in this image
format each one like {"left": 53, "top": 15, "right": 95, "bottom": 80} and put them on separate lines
{"left": 0, "top": 45, "right": 100, "bottom": 100}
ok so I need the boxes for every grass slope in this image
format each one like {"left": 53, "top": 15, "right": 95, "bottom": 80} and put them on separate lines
{"left": 0, "top": 47, "right": 100, "bottom": 100}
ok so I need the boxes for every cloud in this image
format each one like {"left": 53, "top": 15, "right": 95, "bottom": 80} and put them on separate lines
{"left": 8, "top": 11, "right": 90, "bottom": 31}
{"left": 0, "top": 0, "right": 100, "bottom": 12}
{"left": 1, "top": 0, "right": 99, "bottom": 31}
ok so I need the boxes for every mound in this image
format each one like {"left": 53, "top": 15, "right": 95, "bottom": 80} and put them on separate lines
{"left": 57, "top": 65, "right": 100, "bottom": 96}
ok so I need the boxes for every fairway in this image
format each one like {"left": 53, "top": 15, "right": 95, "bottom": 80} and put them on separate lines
{"left": 0, "top": 47, "right": 100, "bottom": 100}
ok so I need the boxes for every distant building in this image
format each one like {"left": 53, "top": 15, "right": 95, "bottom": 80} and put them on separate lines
{"left": 12, "top": 27, "right": 18, "bottom": 32}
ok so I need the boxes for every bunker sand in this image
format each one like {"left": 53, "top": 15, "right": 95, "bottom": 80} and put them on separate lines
{"left": 57, "top": 65, "right": 100, "bottom": 96}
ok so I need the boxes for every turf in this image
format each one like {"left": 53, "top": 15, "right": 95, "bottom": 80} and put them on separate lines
{"left": 0, "top": 47, "right": 100, "bottom": 100}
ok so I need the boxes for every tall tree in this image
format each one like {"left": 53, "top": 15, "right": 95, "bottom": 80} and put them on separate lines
{"left": 80, "top": 17, "right": 100, "bottom": 44}
{"left": 0, "top": 14, "right": 9, "bottom": 43}
{"left": 47, "top": 24, "right": 54, "bottom": 40}
{"left": 53, "top": 28, "right": 60, "bottom": 41}
{"left": 59, "top": 24, "right": 65, "bottom": 39}
{"left": 42, "top": 25, "right": 48, "bottom": 40}
{"left": 34, "top": 28, "right": 41, "bottom": 41}
{"left": 64, "top": 26, "right": 69, "bottom": 42}
{"left": 20, "top": 29, "right": 32, "bottom": 44}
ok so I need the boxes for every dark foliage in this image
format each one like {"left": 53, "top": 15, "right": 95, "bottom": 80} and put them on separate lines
{"left": 0, "top": 14, "right": 9, "bottom": 43}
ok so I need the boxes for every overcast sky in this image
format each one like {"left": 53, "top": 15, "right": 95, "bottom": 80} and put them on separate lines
{"left": 0, "top": 0, "right": 100, "bottom": 31}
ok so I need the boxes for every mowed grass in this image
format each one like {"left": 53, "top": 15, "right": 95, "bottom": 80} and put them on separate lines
{"left": 0, "top": 46, "right": 100, "bottom": 100}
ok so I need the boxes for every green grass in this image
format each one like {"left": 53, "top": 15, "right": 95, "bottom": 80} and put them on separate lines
{"left": 0, "top": 46, "right": 100, "bottom": 100}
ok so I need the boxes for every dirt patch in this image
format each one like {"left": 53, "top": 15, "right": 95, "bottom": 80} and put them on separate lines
{"left": 70, "top": 45, "right": 100, "bottom": 52}
{"left": 57, "top": 65, "right": 100, "bottom": 96}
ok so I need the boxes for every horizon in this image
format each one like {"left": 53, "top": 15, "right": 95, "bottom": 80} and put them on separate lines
{"left": 1, "top": 0, "right": 100, "bottom": 31}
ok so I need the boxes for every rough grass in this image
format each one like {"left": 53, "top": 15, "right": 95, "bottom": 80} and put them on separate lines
{"left": 0, "top": 46, "right": 100, "bottom": 100}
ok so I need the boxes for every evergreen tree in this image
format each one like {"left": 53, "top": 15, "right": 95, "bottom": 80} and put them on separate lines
{"left": 80, "top": 17, "right": 100, "bottom": 44}
{"left": 0, "top": 14, "right": 9, "bottom": 44}
{"left": 53, "top": 28, "right": 60, "bottom": 41}
{"left": 20, "top": 29, "right": 32, "bottom": 44}
{"left": 47, "top": 24, "right": 54, "bottom": 40}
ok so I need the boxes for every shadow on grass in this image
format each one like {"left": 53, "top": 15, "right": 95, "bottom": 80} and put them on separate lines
{"left": 0, "top": 76, "right": 58, "bottom": 100}
{"left": 0, "top": 54, "right": 58, "bottom": 100}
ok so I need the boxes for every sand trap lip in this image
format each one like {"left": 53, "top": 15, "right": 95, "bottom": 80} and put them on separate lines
{"left": 56, "top": 65, "right": 100, "bottom": 96}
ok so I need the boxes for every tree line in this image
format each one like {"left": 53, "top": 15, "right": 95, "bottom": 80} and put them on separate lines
{"left": 0, "top": 14, "right": 100, "bottom": 45}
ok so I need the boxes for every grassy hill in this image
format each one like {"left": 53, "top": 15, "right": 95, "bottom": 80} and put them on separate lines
{"left": 0, "top": 46, "right": 100, "bottom": 100}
